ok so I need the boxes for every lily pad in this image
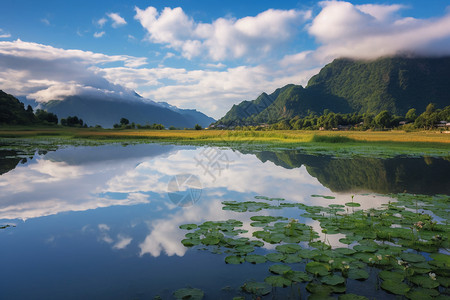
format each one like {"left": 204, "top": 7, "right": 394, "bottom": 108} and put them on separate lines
{"left": 179, "top": 224, "right": 198, "bottom": 230}
{"left": 264, "top": 275, "right": 291, "bottom": 287}
{"left": 400, "top": 252, "right": 426, "bottom": 263}
{"left": 275, "top": 244, "right": 302, "bottom": 254}
{"left": 379, "top": 270, "right": 404, "bottom": 282}
{"left": 338, "top": 294, "right": 369, "bottom": 300}
{"left": 181, "top": 238, "right": 201, "bottom": 247}
{"left": 269, "top": 264, "right": 291, "bottom": 275}
{"left": 173, "top": 288, "right": 204, "bottom": 300}
{"left": 381, "top": 280, "right": 410, "bottom": 295}
{"left": 409, "top": 275, "right": 439, "bottom": 289}
{"left": 285, "top": 271, "right": 312, "bottom": 282}
{"left": 266, "top": 252, "right": 286, "bottom": 262}
{"left": 225, "top": 255, "right": 244, "bottom": 264}
{"left": 245, "top": 255, "right": 267, "bottom": 264}
{"left": 345, "top": 202, "right": 361, "bottom": 207}
{"left": 241, "top": 281, "right": 271, "bottom": 296}
{"left": 306, "top": 262, "right": 330, "bottom": 276}
{"left": 321, "top": 275, "right": 345, "bottom": 286}
{"left": 348, "top": 268, "right": 369, "bottom": 280}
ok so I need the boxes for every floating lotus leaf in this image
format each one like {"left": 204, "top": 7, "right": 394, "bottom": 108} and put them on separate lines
{"left": 250, "top": 221, "right": 266, "bottom": 227}
{"left": 241, "top": 281, "right": 271, "bottom": 296}
{"left": 400, "top": 252, "right": 426, "bottom": 263}
{"left": 339, "top": 238, "right": 354, "bottom": 245}
{"left": 345, "top": 202, "right": 361, "bottom": 207}
{"left": 225, "top": 255, "right": 244, "bottom": 264}
{"left": 245, "top": 254, "right": 267, "bottom": 264}
{"left": 266, "top": 252, "right": 286, "bottom": 262}
{"left": 309, "top": 241, "right": 332, "bottom": 250}
{"left": 254, "top": 196, "right": 270, "bottom": 200}
{"left": 409, "top": 275, "right": 439, "bottom": 289}
{"left": 201, "top": 235, "right": 221, "bottom": 246}
{"left": 338, "top": 294, "right": 368, "bottom": 300}
{"left": 335, "top": 248, "right": 356, "bottom": 255}
{"left": 298, "top": 249, "right": 320, "bottom": 259}
{"left": 312, "top": 254, "right": 331, "bottom": 263}
{"left": 285, "top": 270, "right": 312, "bottom": 282}
{"left": 264, "top": 275, "right": 291, "bottom": 287}
{"left": 320, "top": 275, "right": 345, "bottom": 286}
{"left": 430, "top": 253, "right": 450, "bottom": 265}
{"left": 235, "top": 245, "right": 255, "bottom": 254}
{"left": 173, "top": 288, "right": 204, "bottom": 300}
{"left": 306, "top": 283, "right": 333, "bottom": 295}
{"left": 282, "top": 254, "right": 303, "bottom": 264}
{"left": 329, "top": 204, "right": 345, "bottom": 208}
{"left": 179, "top": 224, "right": 198, "bottom": 230}
{"left": 347, "top": 268, "right": 369, "bottom": 280}
{"left": 352, "top": 252, "right": 375, "bottom": 263}
{"left": 406, "top": 288, "right": 438, "bottom": 300}
{"left": 281, "top": 236, "right": 302, "bottom": 243}
{"left": 437, "top": 276, "right": 450, "bottom": 288}
{"left": 306, "top": 262, "right": 330, "bottom": 276}
{"left": 275, "top": 244, "right": 302, "bottom": 254}
{"left": 181, "top": 238, "right": 200, "bottom": 247}
{"left": 381, "top": 280, "right": 410, "bottom": 295}
{"left": 378, "top": 270, "right": 404, "bottom": 282}
{"left": 311, "top": 195, "right": 336, "bottom": 199}
{"left": 353, "top": 245, "right": 377, "bottom": 253}
{"left": 269, "top": 264, "right": 291, "bottom": 275}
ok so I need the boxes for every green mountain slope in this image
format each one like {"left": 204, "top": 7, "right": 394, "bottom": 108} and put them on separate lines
{"left": 0, "top": 90, "right": 36, "bottom": 125}
{"left": 216, "top": 56, "right": 450, "bottom": 125}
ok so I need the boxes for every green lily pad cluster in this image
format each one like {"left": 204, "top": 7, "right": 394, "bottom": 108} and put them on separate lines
{"left": 178, "top": 193, "right": 450, "bottom": 299}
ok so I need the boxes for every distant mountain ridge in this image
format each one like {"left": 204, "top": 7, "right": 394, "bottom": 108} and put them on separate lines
{"left": 40, "top": 94, "right": 215, "bottom": 128}
{"left": 216, "top": 56, "right": 450, "bottom": 125}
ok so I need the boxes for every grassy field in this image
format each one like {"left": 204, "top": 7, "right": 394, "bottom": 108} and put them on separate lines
{"left": 1, "top": 127, "right": 449, "bottom": 158}
{"left": 0, "top": 126, "right": 449, "bottom": 144}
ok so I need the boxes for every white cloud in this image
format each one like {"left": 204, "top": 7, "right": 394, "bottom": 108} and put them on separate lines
{"left": 108, "top": 12, "right": 127, "bottom": 28}
{"left": 41, "top": 18, "right": 50, "bottom": 26}
{"left": 308, "top": 1, "right": 450, "bottom": 61}
{"left": 113, "top": 234, "right": 133, "bottom": 249}
{"left": 94, "top": 31, "right": 105, "bottom": 38}
{"left": 135, "top": 6, "right": 311, "bottom": 60}
{"left": 0, "top": 28, "right": 11, "bottom": 38}
{"left": 97, "top": 17, "right": 108, "bottom": 28}
{"left": 0, "top": 39, "right": 147, "bottom": 102}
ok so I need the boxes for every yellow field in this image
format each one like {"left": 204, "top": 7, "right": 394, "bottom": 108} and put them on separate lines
{"left": 0, "top": 127, "right": 449, "bottom": 144}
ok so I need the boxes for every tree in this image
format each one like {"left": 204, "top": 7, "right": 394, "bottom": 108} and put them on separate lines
{"left": 425, "top": 103, "right": 435, "bottom": 115}
{"left": 120, "top": 118, "right": 129, "bottom": 126}
{"left": 35, "top": 109, "right": 58, "bottom": 124}
{"left": 194, "top": 124, "right": 202, "bottom": 130}
{"left": 374, "top": 110, "right": 391, "bottom": 128}
{"left": 405, "top": 108, "right": 417, "bottom": 122}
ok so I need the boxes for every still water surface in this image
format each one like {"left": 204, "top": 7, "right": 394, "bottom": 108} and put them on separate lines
{"left": 0, "top": 143, "right": 448, "bottom": 299}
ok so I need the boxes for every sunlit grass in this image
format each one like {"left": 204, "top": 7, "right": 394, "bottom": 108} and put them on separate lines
{"left": 0, "top": 127, "right": 449, "bottom": 145}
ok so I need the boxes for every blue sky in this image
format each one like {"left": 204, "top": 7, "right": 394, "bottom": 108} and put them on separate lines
{"left": 1, "top": 0, "right": 450, "bottom": 118}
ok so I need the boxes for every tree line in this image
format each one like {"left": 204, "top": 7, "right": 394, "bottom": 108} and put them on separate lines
{"left": 229, "top": 103, "right": 450, "bottom": 131}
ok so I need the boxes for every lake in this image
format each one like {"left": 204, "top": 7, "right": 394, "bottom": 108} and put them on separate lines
{"left": 0, "top": 142, "right": 449, "bottom": 299}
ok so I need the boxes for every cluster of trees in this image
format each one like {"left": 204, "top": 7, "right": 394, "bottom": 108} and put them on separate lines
{"left": 113, "top": 118, "right": 166, "bottom": 130}
{"left": 60, "top": 116, "right": 87, "bottom": 127}
{"left": 230, "top": 104, "right": 450, "bottom": 131}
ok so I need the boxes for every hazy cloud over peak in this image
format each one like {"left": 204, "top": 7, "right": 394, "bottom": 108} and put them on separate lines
{"left": 309, "top": 1, "right": 450, "bottom": 61}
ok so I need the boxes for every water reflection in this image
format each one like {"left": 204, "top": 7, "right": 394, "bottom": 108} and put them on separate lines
{"left": 1, "top": 143, "right": 448, "bottom": 299}
{"left": 255, "top": 150, "right": 450, "bottom": 195}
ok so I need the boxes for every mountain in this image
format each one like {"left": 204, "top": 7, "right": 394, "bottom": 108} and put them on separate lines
{"left": 157, "top": 101, "right": 215, "bottom": 128}
{"left": 40, "top": 94, "right": 215, "bottom": 128}
{"left": 216, "top": 56, "right": 450, "bottom": 125}
{"left": 0, "top": 90, "right": 36, "bottom": 125}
